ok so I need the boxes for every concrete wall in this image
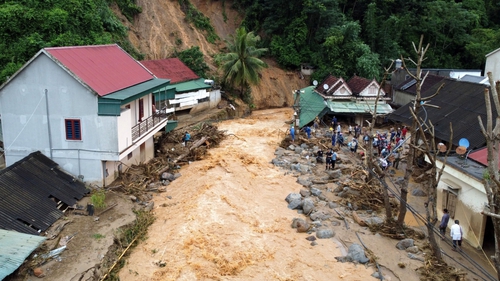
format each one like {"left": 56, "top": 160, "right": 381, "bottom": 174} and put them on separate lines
{"left": 392, "top": 90, "right": 415, "bottom": 107}
{"left": 435, "top": 159, "right": 488, "bottom": 248}
{"left": 0, "top": 54, "right": 121, "bottom": 181}
{"left": 485, "top": 51, "right": 500, "bottom": 82}
{"left": 0, "top": 53, "right": 160, "bottom": 187}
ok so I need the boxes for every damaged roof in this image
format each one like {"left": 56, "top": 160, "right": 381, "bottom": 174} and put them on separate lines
{"left": 388, "top": 78, "right": 491, "bottom": 150}
{"left": 0, "top": 151, "right": 87, "bottom": 235}
{"left": 0, "top": 229, "right": 46, "bottom": 280}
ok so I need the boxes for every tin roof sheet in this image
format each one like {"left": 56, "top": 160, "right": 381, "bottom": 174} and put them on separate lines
{"left": 296, "top": 87, "right": 393, "bottom": 128}
{"left": 45, "top": 44, "right": 154, "bottom": 96}
{"left": 0, "top": 151, "right": 87, "bottom": 235}
{"left": 141, "top": 58, "right": 199, "bottom": 84}
{"left": 166, "top": 78, "right": 211, "bottom": 92}
{"left": 388, "top": 78, "right": 491, "bottom": 149}
{"left": 99, "top": 78, "right": 171, "bottom": 102}
{"left": 0, "top": 229, "right": 46, "bottom": 280}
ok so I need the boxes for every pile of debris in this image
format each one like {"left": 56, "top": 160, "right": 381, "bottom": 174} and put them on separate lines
{"left": 109, "top": 122, "right": 226, "bottom": 200}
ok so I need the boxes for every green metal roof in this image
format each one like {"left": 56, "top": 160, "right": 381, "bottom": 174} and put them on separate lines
{"left": 0, "top": 229, "right": 46, "bottom": 279}
{"left": 97, "top": 78, "right": 171, "bottom": 116}
{"left": 296, "top": 86, "right": 393, "bottom": 128}
{"left": 295, "top": 86, "right": 326, "bottom": 128}
{"left": 165, "top": 78, "right": 211, "bottom": 93}
{"left": 101, "top": 78, "right": 171, "bottom": 102}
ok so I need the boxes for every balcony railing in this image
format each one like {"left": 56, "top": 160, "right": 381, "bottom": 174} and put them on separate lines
{"left": 131, "top": 113, "right": 168, "bottom": 142}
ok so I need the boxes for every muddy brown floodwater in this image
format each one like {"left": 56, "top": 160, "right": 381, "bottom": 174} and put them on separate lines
{"left": 120, "top": 108, "right": 423, "bottom": 281}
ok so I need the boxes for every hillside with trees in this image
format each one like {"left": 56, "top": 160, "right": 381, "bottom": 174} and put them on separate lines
{"left": 1, "top": 0, "right": 499, "bottom": 108}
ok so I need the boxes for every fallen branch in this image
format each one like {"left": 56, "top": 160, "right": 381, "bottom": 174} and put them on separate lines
{"left": 100, "top": 236, "right": 139, "bottom": 281}
{"left": 96, "top": 203, "right": 118, "bottom": 217}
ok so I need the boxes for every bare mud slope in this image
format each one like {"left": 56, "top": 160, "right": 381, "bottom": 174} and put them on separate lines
{"left": 116, "top": 0, "right": 307, "bottom": 109}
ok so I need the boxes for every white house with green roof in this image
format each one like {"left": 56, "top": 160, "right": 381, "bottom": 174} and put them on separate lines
{"left": 295, "top": 75, "right": 393, "bottom": 128}
{"left": 141, "top": 58, "right": 221, "bottom": 118}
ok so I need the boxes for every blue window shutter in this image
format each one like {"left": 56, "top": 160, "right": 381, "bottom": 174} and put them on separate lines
{"left": 65, "top": 119, "right": 82, "bottom": 140}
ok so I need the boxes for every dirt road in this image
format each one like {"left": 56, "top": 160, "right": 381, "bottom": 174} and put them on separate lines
{"left": 119, "top": 108, "right": 382, "bottom": 280}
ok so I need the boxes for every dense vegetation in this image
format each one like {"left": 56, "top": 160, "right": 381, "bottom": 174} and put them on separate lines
{"left": 233, "top": 0, "right": 500, "bottom": 81}
{"left": 0, "top": 0, "right": 141, "bottom": 83}
{"left": 2, "top": 0, "right": 500, "bottom": 84}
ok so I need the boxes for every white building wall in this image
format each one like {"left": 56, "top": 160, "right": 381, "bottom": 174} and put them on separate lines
{"left": 117, "top": 108, "right": 132, "bottom": 152}
{"left": 0, "top": 54, "right": 120, "bottom": 185}
{"left": 435, "top": 159, "right": 488, "bottom": 248}
{"left": 485, "top": 50, "right": 500, "bottom": 82}
{"left": 209, "top": 89, "right": 221, "bottom": 108}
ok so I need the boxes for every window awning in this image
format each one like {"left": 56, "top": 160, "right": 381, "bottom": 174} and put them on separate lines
{"left": 325, "top": 101, "right": 393, "bottom": 114}
{"left": 98, "top": 78, "right": 171, "bottom": 116}
{"left": 102, "top": 78, "right": 171, "bottom": 102}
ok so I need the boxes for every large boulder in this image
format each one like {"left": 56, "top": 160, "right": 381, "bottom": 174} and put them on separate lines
{"left": 310, "top": 211, "right": 331, "bottom": 221}
{"left": 316, "top": 228, "right": 335, "bottom": 239}
{"left": 299, "top": 189, "right": 311, "bottom": 197}
{"left": 297, "top": 176, "right": 312, "bottom": 187}
{"left": 336, "top": 243, "right": 369, "bottom": 264}
{"left": 396, "top": 238, "right": 414, "bottom": 250}
{"left": 285, "top": 193, "right": 301, "bottom": 203}
{"left": 364, "top": 216, "right": 384, "bottom": 227}
{"left": 288, "top": 198, "right": 302, "bottom": 210}
{"left": 310, "top": 187, "right": 322, "bottom": 196}
{"left": 302, "top": 198, "right": 315, "bottom": 214}
{"left": 291, "top": 218, "right": 307, "bottom": 229}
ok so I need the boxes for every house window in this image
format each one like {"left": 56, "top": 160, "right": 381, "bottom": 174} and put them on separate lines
{"left": 369, "top": 85, "right": 377, "bottom": 95}
{"left": 139, "top": 99, "right": 144, "bottom": 121}
{"left": 128, "top": 152, "right": 133, "bottom": 160}
{"left": 65, "top": 119, "right": 81, "bottom": 140}
{"left": 442, "top": 187, "right": 458, "bottom": 218}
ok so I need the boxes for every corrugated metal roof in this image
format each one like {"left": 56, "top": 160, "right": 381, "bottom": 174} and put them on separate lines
{"left": 295, "top": 86, "right": 326, "bottom": 128}
{"left": 141, "top": 58, "right": 199, "bottom": 84}
{"left": 100, "top": 78, "right": 171, "bottom": 101}
{"left": 0, "top": 152, "right": 87, "bottom": 235}
{"left": 296, "top": 87, "right": 393, "bottom": 128}
{"left": 0, "top": 229, "right": 46, "bottom": 280}
{"left": 468, "top": 147, "right": 500, "bottom": 169}
{"left": 395, "top": 74, "right": 446, "bottom": 95}
{"left": 166, "top": 78, "right": 211, "bottom": 93}
{"left": 45, "top": 44, "right": 154, "bottom": 97}
{"left": 388, "top": 78, "right": 491, "bottom": 149}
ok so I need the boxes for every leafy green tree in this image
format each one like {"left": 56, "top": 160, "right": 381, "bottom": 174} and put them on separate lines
{"left": 466, "top": 28, "right": 500, "bottom": 68}
{"left": 0, "top": 0, "right": 139, "bottom": 84}
{"left": 219, "top": 27, "right": 268, "bottom": 97}
{"left": 176, "top": 46, "right": 209, "bottom": 78}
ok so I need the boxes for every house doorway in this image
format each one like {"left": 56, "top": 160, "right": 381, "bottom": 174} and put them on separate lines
{"left": 483, "top": 216, "right": 495, "bottom": 255}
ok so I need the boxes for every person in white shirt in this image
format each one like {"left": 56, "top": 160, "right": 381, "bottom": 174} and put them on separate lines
{"left": 450, "top": 220, "right": 463, "bottom": 251}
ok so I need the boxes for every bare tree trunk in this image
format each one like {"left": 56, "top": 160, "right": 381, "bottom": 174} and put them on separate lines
{"left": 365, "top": 67, "right": 393, "bottom": 221}
{"left": 397, "top": 37, "right": 426, "bottom": 226}
{"left": 400, "top": 35, "right": 447, "bottom": 262}
{"left": 477, "top": 74, "right": 500, "bottom": 280}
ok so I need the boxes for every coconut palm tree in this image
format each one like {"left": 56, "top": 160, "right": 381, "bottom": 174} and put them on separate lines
{"left": 220, "top": 27, "right": 268, "bottom": 98}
